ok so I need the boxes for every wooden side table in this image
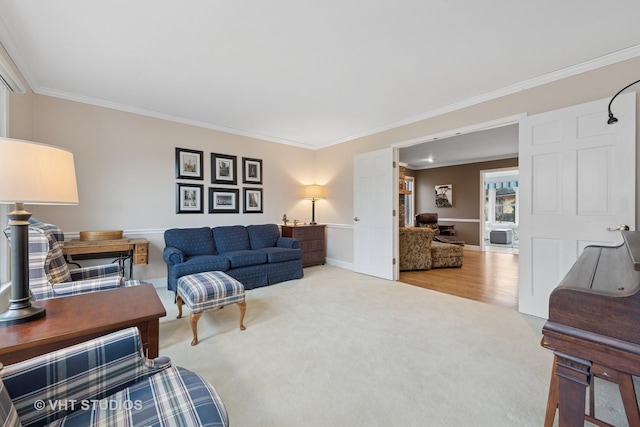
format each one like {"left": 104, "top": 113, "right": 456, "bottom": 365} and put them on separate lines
{"left": 0, "top": 284, "right": 166, "bottom": 365}
{"left": 281, "top": 224, "right": 326, "bottom": 267}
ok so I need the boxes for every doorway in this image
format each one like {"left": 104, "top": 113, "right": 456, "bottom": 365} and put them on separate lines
{"left": 481, "top": 168, "right": 519, "bottom": 254}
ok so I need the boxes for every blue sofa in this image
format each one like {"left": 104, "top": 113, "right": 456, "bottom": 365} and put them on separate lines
{"left": 163, "top": 224, "right": 303, "bottom": 292}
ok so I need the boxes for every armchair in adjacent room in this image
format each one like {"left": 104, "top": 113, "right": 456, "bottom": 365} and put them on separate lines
{"left": 399, "top": 227, "right": 435, "bottom": 271}
{"left": 3, "top": 219, "right": 141, "bottom": 301}
{"left": 415, "top": 212, "right": 456, "bottom": 236}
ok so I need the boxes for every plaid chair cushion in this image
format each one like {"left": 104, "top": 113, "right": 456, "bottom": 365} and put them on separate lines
{"left": 45, "top": 367, "right": 228, "bottom": 427}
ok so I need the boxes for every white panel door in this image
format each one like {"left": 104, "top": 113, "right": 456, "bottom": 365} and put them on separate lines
{"left": 353, "top": 148, "right": 395, "bottom": 280}
{"left": 518, "top": 92, "right": 636, "bottom": 318}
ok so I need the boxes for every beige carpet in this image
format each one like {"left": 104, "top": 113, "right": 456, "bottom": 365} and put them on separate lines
{"left": 154, "top": 265, "right": 632, "bottom": 427}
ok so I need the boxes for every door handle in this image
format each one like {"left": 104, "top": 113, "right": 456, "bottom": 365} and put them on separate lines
{"left": 606, "top": 224, "right": 630, "bottom": 231}
{"left": 354, "top": 217, "right": 360, "bottom": 222}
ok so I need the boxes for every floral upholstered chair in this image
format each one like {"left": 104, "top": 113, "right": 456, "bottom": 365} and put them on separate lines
{"left": 3, "top": 219, "right": 141, "bottom": 301}
{"left": 399, "top": 227, "right": 435, "bottom": 271}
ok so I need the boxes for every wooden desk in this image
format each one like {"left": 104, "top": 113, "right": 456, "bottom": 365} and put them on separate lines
{"left": 0, "top": 284, "right": 166, "bottom": 365}
{"left": 62, "top": 238, "right": 149, "bottom": 278}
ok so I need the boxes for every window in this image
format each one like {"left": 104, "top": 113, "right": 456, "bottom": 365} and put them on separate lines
{"left": 494, "top": 188, "right": 516, "bottom": 223}
{"left": 404, "top": 176, "right": 415, "bottom": 227}
{"left": 484, "top": 174, "right": 519, "bottom": 226}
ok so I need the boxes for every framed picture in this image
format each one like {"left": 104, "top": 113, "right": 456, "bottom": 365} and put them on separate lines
{"left": 176, "top": 183, "right": 203, "bottom": 213}
{"left": 242, "top": 157, "right": 262, "bottom": 184}
{"left": 243, "top": 187, "right": 263, "bottom": 213}
{"left": 209, "top": 187, "right": 239, "bottom": 213}
{"left": 211, "top": 153, "right": 237, "bottom": 185}
{"left": 435, "top": 184, "right": 453, "bottom": 207}
{"left": 176, "top": 148, "right": 203, "bottom": 180}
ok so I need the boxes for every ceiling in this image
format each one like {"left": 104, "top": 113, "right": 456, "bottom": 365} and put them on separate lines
{"left": 1, "top": 1, "right": 640, "bottom": 151}
{"left": 399, "top": 123, "right": 519, "bottom": 169}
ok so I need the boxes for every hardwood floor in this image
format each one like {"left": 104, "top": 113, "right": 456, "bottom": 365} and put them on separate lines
{"left": 399, "top": 249, "right": 519, "bottom": 310}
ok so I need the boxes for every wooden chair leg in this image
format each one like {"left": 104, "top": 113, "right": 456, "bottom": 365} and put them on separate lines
{"left": 544, "top": 357, "right": 559, "bottom": 427}
{"left": 237, "top": 301, "right": 247, "bottom": 331}
{"left": 176, "top": 295, "right": 183, "bottom": 319}
{"left": 189, "top": 312, "right": 202, "bottom": 346}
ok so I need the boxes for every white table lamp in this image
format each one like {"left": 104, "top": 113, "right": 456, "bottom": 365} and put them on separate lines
{"left": 304, "top": 185, "right": 325, "bottom": 225}
{"left": 0, "top": 138, "right": 79, "bottom": 326}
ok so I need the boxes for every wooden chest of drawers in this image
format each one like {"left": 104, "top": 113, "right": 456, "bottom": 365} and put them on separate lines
{"left": 281, "top": 224, "right": 326, "bottom": 267}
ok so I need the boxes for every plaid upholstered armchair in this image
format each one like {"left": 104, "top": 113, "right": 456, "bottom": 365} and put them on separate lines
{"left": 3, "top": 220, "right": 140, "bottom": 301}
{"left": 0, "top": 327, "right": 228, "bottom": 426}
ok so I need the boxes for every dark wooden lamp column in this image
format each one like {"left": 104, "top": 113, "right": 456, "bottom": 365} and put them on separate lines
{"left": 0, "top": 138, "right": 79, "bottom": 327}
{"left": 304, "top": 185, "right": 325, "bottom": 225}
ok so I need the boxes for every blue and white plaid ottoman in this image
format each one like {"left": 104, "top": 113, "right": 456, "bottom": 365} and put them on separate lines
{"left": 176, "top": 271, "right": 247, "bottom": 346}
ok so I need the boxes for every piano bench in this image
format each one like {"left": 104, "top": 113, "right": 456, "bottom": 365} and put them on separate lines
{"left": 544, "top": 356, "right": 640, "bottom": 427}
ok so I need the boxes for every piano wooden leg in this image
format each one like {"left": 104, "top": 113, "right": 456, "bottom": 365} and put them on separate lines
{"left": 618, "top": 373, "right": 640, "bottom": 427}
{"left": 544, "top": 356, "right": 560, "bottom": 427}
{"left": 555, "top": 352, "right": 591, "bottom": 427}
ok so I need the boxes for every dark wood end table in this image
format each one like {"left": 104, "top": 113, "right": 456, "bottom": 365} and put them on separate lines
{"left": 0, "top": 284, "right": 166, "bottom": 365}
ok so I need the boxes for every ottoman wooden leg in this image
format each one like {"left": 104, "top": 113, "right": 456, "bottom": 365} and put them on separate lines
{"left": 238, "top": 301, "right": 247, "bottom": 331}
{"left": 190, "top": 312, "right": 203, "bottom": 346}
{"left": 176, "top": 295, "right": 183, "bottom": 319}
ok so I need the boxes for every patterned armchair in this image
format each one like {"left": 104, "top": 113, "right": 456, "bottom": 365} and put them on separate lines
{"left": 0, "top": 327, "right": 228, "bottom": 426}
{"left": 399, "top": 227, "right": 435, "bottom": 271}
{"left": 3, "top": 219, "right": 141, "bottom": 301}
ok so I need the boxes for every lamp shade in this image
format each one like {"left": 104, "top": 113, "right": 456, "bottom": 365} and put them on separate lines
{"left": 0, "top": 138, "right": 79, "bottom": 205}
{"left": 304, "top": 185, "right": 325, "bottom": 200}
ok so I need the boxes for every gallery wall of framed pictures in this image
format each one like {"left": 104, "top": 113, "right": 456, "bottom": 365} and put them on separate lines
{"left": 175, "top": 147, "right": 263, "bottom": 214}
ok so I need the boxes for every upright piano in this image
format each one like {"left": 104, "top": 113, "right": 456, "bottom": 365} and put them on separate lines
{"left": 542, "top": 231, "right": 640, "bottom": 427}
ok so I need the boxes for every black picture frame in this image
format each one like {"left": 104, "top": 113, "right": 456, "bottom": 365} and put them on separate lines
{"left": 209, "top": 187, "right": 240, "bottom": 213}
{"left": 176, "top": 183, "right": 204, "bottom": 213}
{"left": 211, "top": 153, "right": 237, "bottom": 185}
{"left": 176, "top": 147, "right": 204, "bottom": 180}
{"left": 243, "top": 187, "right": 263, "bottom": 213}
{"left": 242, "top": 157, "right": 263, "bottom": 184}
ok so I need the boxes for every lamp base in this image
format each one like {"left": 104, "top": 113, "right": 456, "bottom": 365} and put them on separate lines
{"left": 0, "top": 304, "right": 46, "bottom": 327}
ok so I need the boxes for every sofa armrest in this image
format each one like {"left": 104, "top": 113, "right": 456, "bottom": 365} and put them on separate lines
{"left": 277, "top": 237, "right": 300, "bottom": 249}
{"left": 163, "top": 246, "right": 185, "bottom": 265}
{"left": 1, "top": 327, "right": 170, "bottom": 427}
{"left": 69, "top": 263, "right": 121, "bottom": 280}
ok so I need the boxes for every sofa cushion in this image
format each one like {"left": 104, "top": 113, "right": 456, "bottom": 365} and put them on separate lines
{"left": 219, "top": 250, "right": 267, "bottom": 268}
{"left": 247, "top": 224, "right": 280, "bottom": 249}
{"left": 164, "top": 227, "right": 216, "bottom": 257}
{"left": 212, "top": 226, "right": 250, "bottom": 253}
{"left": 172, "top": 255, "right": 230, "bottom": 277}
{"left": 256, "top": 247, "right": 302, "bottom": 263}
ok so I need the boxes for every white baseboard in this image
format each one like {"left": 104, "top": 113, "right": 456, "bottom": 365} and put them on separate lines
{"left": 326, "top": 258, "right": 354, "bottom": 270}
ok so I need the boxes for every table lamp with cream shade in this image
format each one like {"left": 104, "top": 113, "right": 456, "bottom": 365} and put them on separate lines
{"left": 0, "top": 138, "right": 79, "bottom": 326}
{"left": 304, "top": 185, "right": 325, "bottom": 225}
